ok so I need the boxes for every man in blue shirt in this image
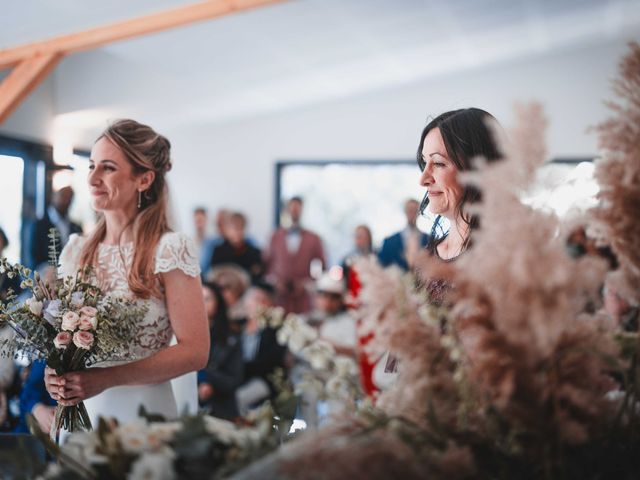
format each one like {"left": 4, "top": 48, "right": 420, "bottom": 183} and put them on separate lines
{"left": 378, "top": 199, "right": 430, "bottom": 270}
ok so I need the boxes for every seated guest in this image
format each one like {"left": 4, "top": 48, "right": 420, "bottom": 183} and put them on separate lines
{"left": 235, "top": 283, "right": 288, "bottom": 416}
{"left": 0, "top": 226, "right": 22, "bottom": 301}
{"left": 602, "top": 276, "right": 639, "bottom": 332}
{"left": 198, "top": 282, "right": 243, "bottom": 420}
{"left": 341, "top": 224, "right": 376, "bottom": 290}
{"left": 208, "top": 265, "right": 251, "bottom": 326}
{"left": 0, "top": 325, "right": 15, "bottom": 432}
{"left": 14, "top": 360, "right": 56, "bottom": 434}
{"left": 378, "top": 199, "right": 429, "bottom": 271}
{"left": 307, "top": 273, "right": 357, "bottom": 358}
{"left": 211, "top": 212, "right": 264, "bottom": 284}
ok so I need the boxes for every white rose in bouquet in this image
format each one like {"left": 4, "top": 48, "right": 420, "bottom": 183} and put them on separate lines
{"left": 128, "top": 452, "right": 176, "bottom": 480}
{"left": 203, "top": 416, "right": 240, "bottom": 445}
{"left": 334, "top": 356, "right": 358, "bottom": 377}
{"left": 148, "top": 422, "right": 182, "bottom": 443}
{"left": 302, "top": 340, "right": 335, "bottom": 370}
{"left": 26, "top": 297, "right": 43, "bottom": 316}
{"left": 61, "top": 311, "right": 80, "bottom": 331}
{"left": 117, "top": 421, "right": 154, "bottom": 454}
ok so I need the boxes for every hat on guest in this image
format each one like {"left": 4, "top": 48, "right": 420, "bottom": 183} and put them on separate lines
{"left": 316, "top": 272, "right": 345, "bottom": 296}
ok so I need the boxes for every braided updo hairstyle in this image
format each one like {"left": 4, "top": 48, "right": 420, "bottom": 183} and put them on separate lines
{"left": 79, "top": 119, "right": 173, "bottom": 298}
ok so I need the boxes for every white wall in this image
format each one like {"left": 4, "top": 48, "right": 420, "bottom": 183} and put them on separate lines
{"left": 1, "top": 36, "right": 634, "bottom": 249}
{"left": 168, "top": 37, "right": 634, "bottom": 246}
{"left": 0, "top": 72, "right": 55, "bottom": 142}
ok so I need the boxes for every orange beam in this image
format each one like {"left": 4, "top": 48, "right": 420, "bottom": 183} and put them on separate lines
{"left": 0, "top": 53, "right": 61, "bottom": 124}
{"left": 0, "top": 0, "right": 286, "bottom": 70}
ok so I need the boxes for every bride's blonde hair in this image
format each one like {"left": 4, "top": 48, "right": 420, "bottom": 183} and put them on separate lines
{"left": 79, "top": 119, "right": 172, "bottom": 298}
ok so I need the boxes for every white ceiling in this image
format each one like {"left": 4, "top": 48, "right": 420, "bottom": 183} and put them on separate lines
{"left": 2, "top": 0, "right": 640, "bottom": 131}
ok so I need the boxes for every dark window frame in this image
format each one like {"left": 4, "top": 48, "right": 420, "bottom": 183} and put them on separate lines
{"left": 0, "top": 133, "right": 54, "bottom": 263}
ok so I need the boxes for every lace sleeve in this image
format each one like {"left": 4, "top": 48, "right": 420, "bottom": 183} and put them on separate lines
{"left": 154, "top": 232, "right": 201, "bottom": 278}
{"left": 58, "top": 234, "right": 85, "bottom": 278}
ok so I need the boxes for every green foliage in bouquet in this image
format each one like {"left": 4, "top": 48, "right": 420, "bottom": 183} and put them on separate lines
{"left": 0, "top": 229, "right": 147, "bottom": 437}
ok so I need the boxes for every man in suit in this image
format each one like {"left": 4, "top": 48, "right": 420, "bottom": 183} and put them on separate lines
{"left": 265, "top": 197, "right": 326, "bottom": 314}
{"left": 378, "top": 199, "right": 430, "bottom": 270}
{"left": 27, "top": 186, "right": 82, "bottom": 270}
{"left": 235, "top": 284, "right": 288, "bottom": 415}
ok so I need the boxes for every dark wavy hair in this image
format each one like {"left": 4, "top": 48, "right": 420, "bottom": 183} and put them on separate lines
{"left": 417, "top": 108, "right": 502, "bottom": 253}
{"left": 202, "top": 281, "right": 231, "bottom": 345}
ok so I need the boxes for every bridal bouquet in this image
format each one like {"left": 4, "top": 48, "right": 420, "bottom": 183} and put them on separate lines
{"left": 0, "top": 232, "right": 145, "bottom": 438}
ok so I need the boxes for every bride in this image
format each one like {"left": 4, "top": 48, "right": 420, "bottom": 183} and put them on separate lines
{"left": 44, "top": 119, "right": 209, "bottom": 427}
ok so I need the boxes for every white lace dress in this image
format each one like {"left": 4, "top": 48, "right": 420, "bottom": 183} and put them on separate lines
{"left": 58, "top": 231, "right": 200, "bottom": 426}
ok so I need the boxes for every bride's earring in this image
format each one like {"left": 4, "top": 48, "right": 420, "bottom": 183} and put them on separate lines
{"left": 137, "top": 190, "right": 142, "bottom": 209}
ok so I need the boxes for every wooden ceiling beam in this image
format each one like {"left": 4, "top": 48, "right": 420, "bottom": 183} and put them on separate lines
{"left": 0, "top": 0, "right": 286, "bottom": 123}
{"left": 0, "top": 0, "right": 286, "bottom": 70}
{"left": 0, "top": 53, "right": 61, "bottom": 124}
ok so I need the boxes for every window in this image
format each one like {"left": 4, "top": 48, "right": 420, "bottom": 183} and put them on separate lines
{"left": 52, "top": 152, "right": 94, "bottom": 232}
{"left": 521, "top": 159, "right": 598, "bottom": 217}
{"left": 276, "top": 161, "right": 433, "bottom": 266}
{"left": 0, "top": 155, "right": 24, "bottom": 262}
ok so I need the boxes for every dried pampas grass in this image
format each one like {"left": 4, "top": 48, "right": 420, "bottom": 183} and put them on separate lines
{"left": 590, "top": 41, "right": 640, "bottom": 305}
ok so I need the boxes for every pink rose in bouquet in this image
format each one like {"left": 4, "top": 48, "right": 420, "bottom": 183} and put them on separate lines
{"left": 53, "top": 332, "right": 72, "bottom": 349}
{"left": 73, "top": 331, "right": 94, "bottom": 349}
{"left": 61, "top": 311, "right": 80, "bottom": 331}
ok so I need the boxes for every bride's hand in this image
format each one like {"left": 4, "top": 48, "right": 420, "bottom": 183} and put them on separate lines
{"left": 44, "top": 367, "right": 66, "bottom": 402}
{"left": 57, "top": 369, "right": 107, "bottom": 407}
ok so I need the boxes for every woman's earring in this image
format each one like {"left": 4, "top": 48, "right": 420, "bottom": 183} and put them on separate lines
{"left": 137, "top": 190, "right": 142, "bottom": 209}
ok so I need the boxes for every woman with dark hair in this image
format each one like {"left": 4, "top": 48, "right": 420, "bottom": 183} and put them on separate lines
{"left": 375, "top": 108, "right": 504, "bottom": 384}
{"left": 198, "top": 281, "right": 244, "bottom": 420}
{"left": 417, "top": 108, "right": 502, "bottom": 261}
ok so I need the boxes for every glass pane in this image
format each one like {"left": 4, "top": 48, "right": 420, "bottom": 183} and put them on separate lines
{"left": 522, "top": 161, "right": 598, "bottom": 218}
{"left": 52, "top": 154, "right": 94, "bottom": 232}
{"left": 280, "top": 163, "right": 433, "bottom": 266}
{"left": 0, "top": 155, "right": 24, "bottom": 263}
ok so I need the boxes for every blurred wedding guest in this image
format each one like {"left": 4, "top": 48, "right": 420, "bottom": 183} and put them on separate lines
{"left": 0, "top": 324, "right": 15, "bottom": 431}
{"left": 200, "top": 208, "right": 231, "bottom": 276}
{"left": 208, "top": 265, "right": 251, "bottom": 325}
{"left": 193, "top": 207, "right": 209, "bottom": 254}
{"left": 566, "top": 225, "right": 619, "bottom": 269}
{"left": 265, "top": 197, "right": 326, "bottom": 314}
{"left": 13, "top": 360, "right": 56, "bottom": 434}
{"left": 198, "top": 282, "right": 243, "bottom": 420}
{"left": 211, "top": 212, "right": 264, "bottom": 284}
{"left": 235, "top": 283, "right": 288, "bottom": 416}
{"left": 341, "top": 224, "right": 375, "bottom": 289}
{"left": 602, "top": 277, "right": 639, "bottom": 332}
{"left": 0, "top": 227, "right": 19, "bottom": 430}
{"left": 0, "top": 226, "right": 21, "bottom": 301}
{"left": 27, "top": 186, "right": 83, "bottom": 270}
{"left": 307, "top": 273, "right": 357, "bottom": 358}
{"left": 378, "top": 199, "right": 429, "bottom": 271}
